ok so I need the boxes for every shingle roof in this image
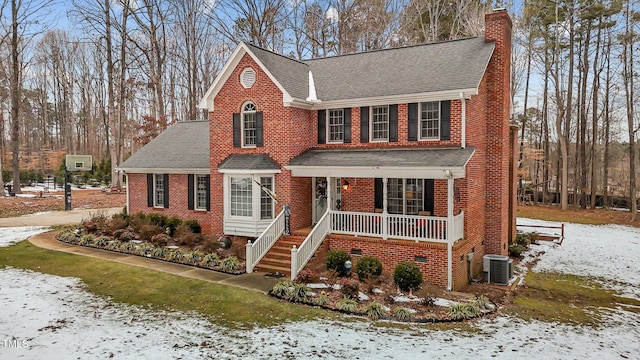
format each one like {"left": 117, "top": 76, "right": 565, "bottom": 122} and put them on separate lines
{"left": 287, "top": 147, "right": 476, "bottom": 168}
{"left": 218, "top": 154, "right": 281, "bottom": 171}
{"left": 246, "top": 37, "right": 494, "bottom": 102}
{"left": 246, "top": 43, "right": 310, "bottom": 100}
{"left": 117, "top": 121, "right": 209, "bottom": 172}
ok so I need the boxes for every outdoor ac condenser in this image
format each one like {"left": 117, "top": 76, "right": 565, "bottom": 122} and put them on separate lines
{"left": 483, "top": 254, "right": 511, "bottom": 285}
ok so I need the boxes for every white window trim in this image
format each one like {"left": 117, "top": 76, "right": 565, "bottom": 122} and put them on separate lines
{"left": 224, "top": 173, "right": 275, "bottom": 221}
{"left": 194, "top": 174, "right": 208, "bottom": 211}
{"left": 240, "top": 67, "right": 256, "bottom": 89}
{"left": 387, "top": 178, "right": 424, "bottom": 215}
{"left": 153, "top": 174, "right": 164, "bottom": 208}
{"left": 418, "top": 101, "right": 440, "bottom": 141}
{"left": 259, "top": 176, "right": 274, "bottom": 220}
{"left": 242, "top": 101, "right": 257, "bottom": 148}
{"left": 327, "top": 108, "right": 344, "bottom": 144}
{"left": 370, "top": 105, "right": 389, "bottom": 142}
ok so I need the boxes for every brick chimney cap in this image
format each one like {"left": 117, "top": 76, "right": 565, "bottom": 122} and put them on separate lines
{"left": 492, "top": 7, "right": 507, "bottom": 12}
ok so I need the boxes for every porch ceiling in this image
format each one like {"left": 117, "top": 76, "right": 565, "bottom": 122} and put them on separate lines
{"left": 286, "top": 147, "right": 475, "bottom": 179}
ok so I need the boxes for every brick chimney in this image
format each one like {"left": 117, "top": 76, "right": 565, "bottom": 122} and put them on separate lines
{"left": 483, "top": 8, "right": 514, "bottom": 256}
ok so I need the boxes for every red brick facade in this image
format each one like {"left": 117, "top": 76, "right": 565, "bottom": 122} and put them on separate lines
{"left": 125, "top": 10, "right": 514, "bottom": 290}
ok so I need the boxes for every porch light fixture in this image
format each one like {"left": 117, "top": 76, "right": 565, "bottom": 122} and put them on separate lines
{"left": 342, "top": 180, "right": 350, "bottom": 191}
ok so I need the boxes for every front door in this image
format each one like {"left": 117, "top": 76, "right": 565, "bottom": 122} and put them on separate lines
{"left": 313, "top": 177, "right": 341, "bottom": 223}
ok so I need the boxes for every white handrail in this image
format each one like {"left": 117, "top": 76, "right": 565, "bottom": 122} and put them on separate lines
{"left": 246, "top": 209, "right": 285, "bottom": 273}
{"left": 453, "top": 211, "right": 464, "bottom": 242}
{"left": 291, "top": 210, "right": 331, "bottom": 279}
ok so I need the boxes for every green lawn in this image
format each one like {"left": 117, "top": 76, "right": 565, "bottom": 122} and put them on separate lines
{"left": 0, "top": 241, "right": 333, "bottom": 329}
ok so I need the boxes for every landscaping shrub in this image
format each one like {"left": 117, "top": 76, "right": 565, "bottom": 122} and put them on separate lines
{"left": 147, "top": 213, "right": 169, "bottom": 228}
{"left": 56, "top": 229, "right": 79, "bottom": 244}
{"left": 285, "top": 283, "right": 310, "bottom": 303}
{"left": 79, "top": 234, "right": 95, "bottom": 246}
{"left": 355, "top": 256, "right": 383, "bottom": 281}
{"left": 105, "top": 216, "right": 129, "bottom": 235}
{"left": 420, "top": 296, "right": 436, "bottom": 307}
{"left": 201, "top": 253, "right": 220, "bottom": 268}
{"left": 135, "top": 243, "right": 155, "bottom": 257}
{"left": 363, "top": 301, "right": 386, "bottom": 320}
{"left": 175, "top": 231, "right": 200, "bottom": 248}
{"left": 168, "top": 249, "right": 185, "bottom": 262}
{"left": 150, "top": 233, "right": 172, "bottom": 247}
{"left": 151, "top": 247, "right": 168, "bottom": 259}
{"left": 183, "top": 251, "right": 204, "bottom": 265}
{"left": 393, "top": 261, "right": 423, "bottom": 292}
{"left": 393, "top": 307, "right": 415, "bottom": 321}
{"left": 166, "top": 216, "right": 183, "bottom": 236}
{"left": 221, "top": 256, "right": 240, "bottom": 272}
{"left": 509, "top": 243, "right": 526, "bottom": 257}
{"left": 138, "top": 224, "right": 164, "bottom": 242}
{"left": 119, "top": 242, "right": 136, "bottom": 253}
{"left": 447, "top": 303, "right": 480, "bottom": 321}
{"left": 183, "top": 219, "right": 201, "bottom": 234}
{"left": 326, "top": 250, "right": 351, "bottom": 277}
{"left": 295, "top": 269, "right": 318, "bottom": 283}
{"left": 336, "top": 297, "right": 358, "bottom": 313}
{"left": 271, "top": 280, "right": 295, "bottom": 298}
{"left": 312, "top": 294, "right": 329, "bottom": 307}
{"left": 475, "top": 295, "right": 492, "bottom": 311}
{"left": 337, "top": 277, "right": 360, "bottom": 299}
{"left": 93, "top": 236, "right": 110, "bottom": 248}
{"left": 107, "top": 240, "right": 122, "bottom": 250}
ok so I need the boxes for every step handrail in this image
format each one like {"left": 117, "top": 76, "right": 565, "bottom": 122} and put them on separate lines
{"left": 246, "top": 208, "right": 286, "bottom": 273}
{"left": 291, "top": 210, "right": 331, "bottom": 279}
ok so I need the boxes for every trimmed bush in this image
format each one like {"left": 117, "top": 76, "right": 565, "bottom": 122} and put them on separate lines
{"left": 393, "top": 261, "right": 423, "bottom": 292}
{"left": 135, "top": 242, "right": 155, "bottom": 257}
{"left": 79, "top": 234, "right": 95, "bottom": 246}
{"left": 509, "top": 243, "right": 526, "bottom": 257}
{"left": 355, "top": 256, "right": 383, "bottom": 281}
{"left": 183, "top": 219, "right": 202, "bottom": 234}
{"left": 326, "top": 250, "right": 351, "bottom": 277}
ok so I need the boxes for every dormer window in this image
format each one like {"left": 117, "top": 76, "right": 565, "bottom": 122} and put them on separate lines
{"left": 240, "top": 67, "right": 256, "bottom": 88}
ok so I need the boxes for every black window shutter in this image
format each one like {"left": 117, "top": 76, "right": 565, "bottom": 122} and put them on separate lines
{"left": 256, "top": 112, "right": 264, "bottom": 147}
{"left": 424, "top": 179, "right": 434, "bottom": 214}
{"left": 317, "top": 110, "right": 326, "bottom": 144}
{"left": 344, "top": 108, "right": 352, "bottom": 143}
{"left": 147, "top": 174, "right": 153, "bottom": 207}
{"left": 440, "top": 100, "right": 451, "bottom": 141}
{"left": 163, "top": 174, "right": 169, "bottom": 208}
{"left": 187, "top": 174, "right": 194, "bottom": 210}
{"left": 374, "top": 178, "right": 383, "bottom": 210}
{"left": 408, "top": 103, "right": 418, "bottom": 141}
{"left": 389, "top": 104, "right": 398, "bottom": 142}
{"left": 360, "top": 107, "right": 369, "bottom": 143}
{"left": 232, "top": 113, "right": 241, "bottom": 147}
{"left": 205, "top": 175, "right": 211, "bottom": 211}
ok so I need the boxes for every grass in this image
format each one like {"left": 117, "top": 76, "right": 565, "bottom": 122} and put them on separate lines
{"left": 0, "top": 241, "right": 332, "bottom": 329}
{"left": 504, "top": 271, "right": 640, "bottom": 326}
{"left": 517, "top": 204, "right": 640, "bottom": 227}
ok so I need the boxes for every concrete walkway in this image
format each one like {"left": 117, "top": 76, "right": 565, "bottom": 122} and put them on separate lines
{"left": 1, "top": 208, "right": 282, "bottom": 294}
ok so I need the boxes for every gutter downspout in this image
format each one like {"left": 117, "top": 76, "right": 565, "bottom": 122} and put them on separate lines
{"left": 124, "top": 173, "right": 130, "bottom": 213}
{"left": 446, "top": 170, "right": 454, "bottom": 291}
{"left": 460, "top": 93, "right": 466, "bottom": 149}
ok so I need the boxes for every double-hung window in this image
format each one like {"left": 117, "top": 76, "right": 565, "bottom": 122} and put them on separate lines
{"left": 242, "top": 102, "right": 257, "bottom": 147}
{"left": 371, "top": 105, "right": 389, "bottom": 141}
{"left": 154, "top": 174, "right": 165, "bottom": 208}
{"left": 228, "top": 175, "right": 275, "bottom": 220}
{"left": 328, "top": 109, "right": 344, "bottom": 143}
{"left": 387, "top": 178, "right": 424, "bottom": 215}
{"left": 195, "top": 175, "right": 208, "bottom": 210}
{"left": 419, "top": 101, "right": 440, "bottom": 140}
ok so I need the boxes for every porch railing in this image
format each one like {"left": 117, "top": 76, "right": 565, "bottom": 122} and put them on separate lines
{"left": 246, "top": 208, "right": 286, "bottom": 273}
{"left": 291, "top": 210, "right": 331, "bottom": 280}
{"left": 329, "top": 210, "right": 462, "bottom": 243}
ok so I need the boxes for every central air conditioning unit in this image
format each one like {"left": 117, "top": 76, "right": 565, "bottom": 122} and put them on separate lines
{"left": 483, "top": 254, "right": 512, "bottom": 285}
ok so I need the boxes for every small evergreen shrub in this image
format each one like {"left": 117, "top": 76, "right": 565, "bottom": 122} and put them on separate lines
{"left": 355, "top": 256, "right": 383, "bottom": 281}
{"left": 393, "top": 307, "right": 415, "bottom": 321}
{"left": 119, "top": 242, "right": 136, "bottom": 253}
{"left": 271, "top": 280, "right": 295, "bottom": 298}
{"left": 336, "top": 297, "right": 358, "bottom": 313}
{"left": 151, "top": 246, "right": 167, "bottom": 259}
{"left": 221, "top": 256, "right": 240, "bottom": 272}
{"left": 285, "top": 283, "right": 310, "bottom": 303}
{"left": 393, "top": 261, "right": 423, "bottom": 292}
{"left": 447, "top": 303, "right": 480, "bottom": 321}
{"left": 147, "top": 213, "right": 169, "bottom": 228}
{"left": 78, "top": 234, "right": 95, "bottom": 246}
{"left": 168, "top": 249, "right": 185, "bottom": 262}
{"left": 326, "top": 250, "right": 351, "bottom": 277}
{"left": 295, "top": 269, "right": 318, "bottom": 283}
{"left": 183, "top": 251, "right": 204, "bottom": 265}
{"left": 93, "top": 236, "right": 110, "bottom": 248}
{"left": 201, "top": 253, "right": 220, "bottom": 268}
{"left": 509, "top": 243, "right": 526, "bottom": 257}
{"left": 107, "top": 240, "right": 122, "bottom": 250}
{"left": 135, "top": 242, "right": 155, "bottom": 257}
{"left": 312, "top": 295, "right": 329, "bottom": 307}
{"left": 363, "top": 301, "right": 386, "bottom": 320}
{"left": 183, "top": 219, "right": 201, "bottom": 233}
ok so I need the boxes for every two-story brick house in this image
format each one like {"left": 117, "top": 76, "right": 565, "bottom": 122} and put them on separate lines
{"left": 119, "top": 9, "right": 516, "bottom": 290}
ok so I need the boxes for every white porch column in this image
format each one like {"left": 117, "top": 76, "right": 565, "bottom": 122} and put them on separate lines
{"left": 382, "top": 177, "right": 388, "bottom": 240}
{"left": 447, "top": 172, "right": 454, "bottom": 291}
{"left": 460, "top": 93, "right": 466, "bottom": 149}
{"left": 326, "top": 176, "right": 332, "bottom": 212}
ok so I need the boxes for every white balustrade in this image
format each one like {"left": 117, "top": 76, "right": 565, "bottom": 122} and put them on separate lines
{"left": 246, "top": 209, "right": 285, "bottom": 273}
{"left": 291, "top": 211, "right": 331, "bottom": 279}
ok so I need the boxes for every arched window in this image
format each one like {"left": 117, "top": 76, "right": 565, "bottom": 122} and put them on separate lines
{"left": 242, "top": 102, "right": 257, "bottom": 147}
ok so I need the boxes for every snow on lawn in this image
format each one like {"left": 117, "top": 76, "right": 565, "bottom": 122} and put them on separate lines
{"left": 518, "top": 218, "right": 640, "bottom": 300}
{"left": 1, "top": 223, "right": 639, "bottom": 359}
{"left": 0, "top": 226, "right": 50, "bottom": 247}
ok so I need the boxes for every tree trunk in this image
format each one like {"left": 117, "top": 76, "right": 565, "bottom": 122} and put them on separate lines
{"left": 10, "top": 0, "right": 22, "bottom": 194}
